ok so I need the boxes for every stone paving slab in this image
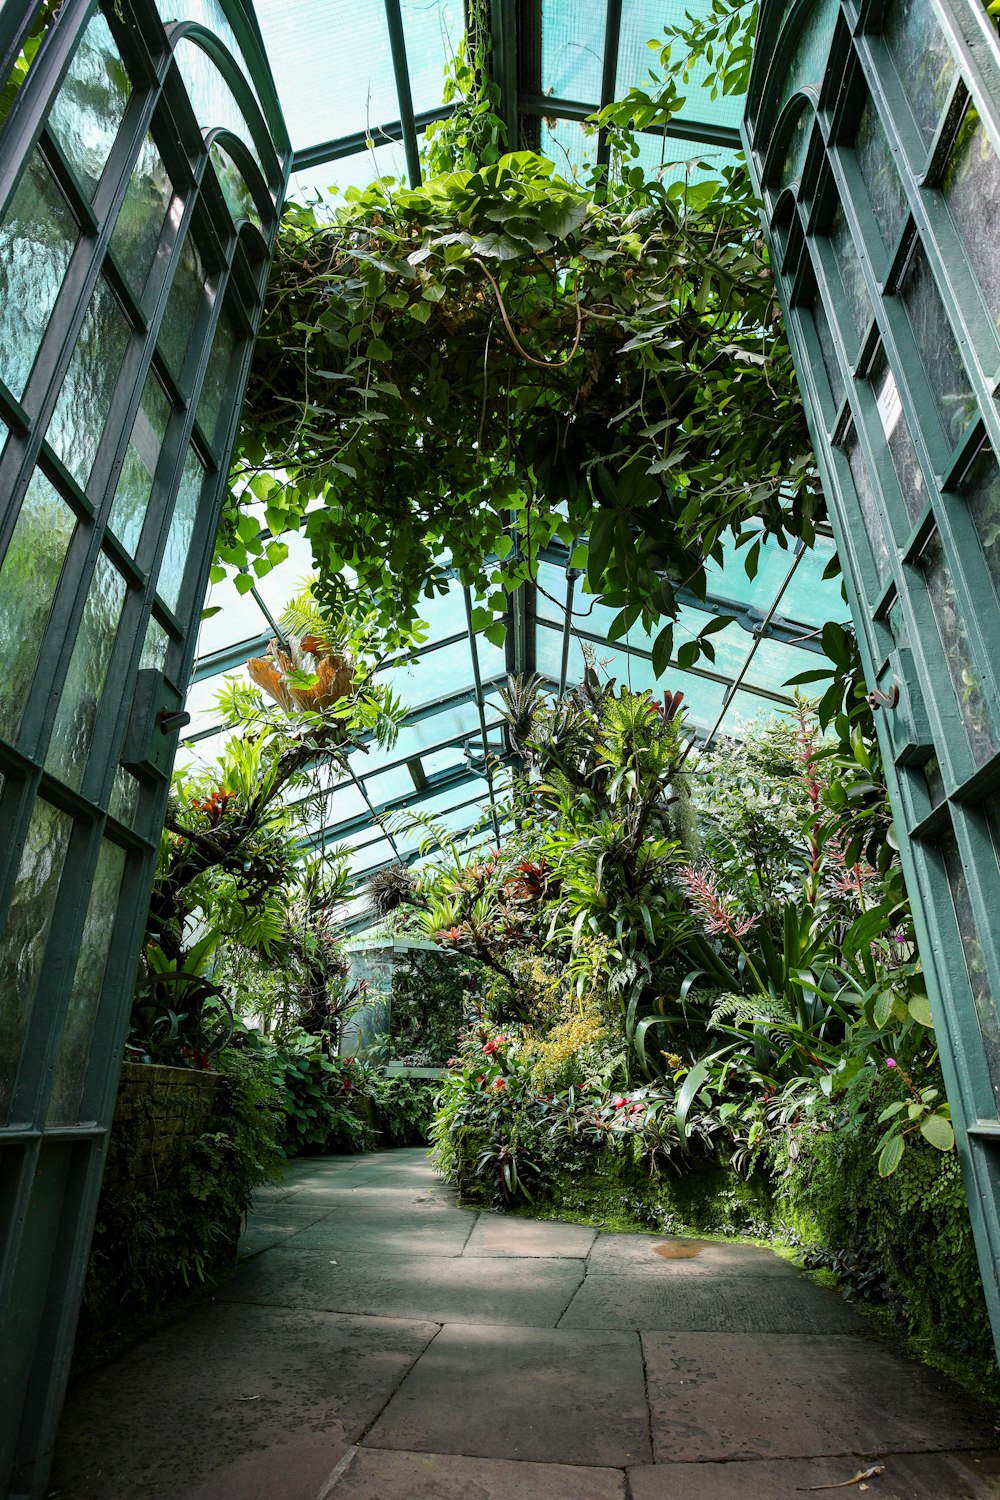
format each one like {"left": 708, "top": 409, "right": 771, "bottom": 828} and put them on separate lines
{"left": 627, "top": 1451, "right": 1000, "bottom": 1498}
{"left": 271, "top": 1208, "right": 475, "bottom": 1257}
{"left": 642, "top": 1331, "right": 997, "bottom": 1463}
{"left": 463, "top": 1213, "right": 597, "bottom": 1258}
{"left": 587, "top": 1230, "right": 803, "bottom": 1279}
{"left": 49, "top": 1303, "right": 436, "bottom": 1500}
{"left": 323, "top": 1447, "right": 626, "bottom": 1498}
{"left": 219, "top": 1247, "right": 585, "bottom": 1326}
{"left": 559, "top": 1272, "right": 861, "bottom": 1333}
{"left": 364, "top": 1323, "right": 652, "bottom": 1467}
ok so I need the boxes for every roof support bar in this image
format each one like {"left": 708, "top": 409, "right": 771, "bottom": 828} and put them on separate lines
{"left": 464, "top": 586, "right": 503, "bottom": 843}
{"left": 518, "top": 93, "right": 743, "bottom": 150}
{"left": 702, "top": 544, "right": 807, "bottom": 747}
{"left": 596, "top": 0, "right": 624, "bottom": 169}
{"left": 490, "top": 0, "right": 518, "bottom": 149}
{"left": 291, "top": 105, "right": 453, "bottom": 172}
{"left": 384, "top": 0, "right": 422, "bottom": 188}
{"left": 559, "top": 566, "right": 580, "bottom": 695}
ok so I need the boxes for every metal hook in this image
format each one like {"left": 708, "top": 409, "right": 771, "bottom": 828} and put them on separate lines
{"left": 867, "top": 684, "right": 899, "bottom": 711}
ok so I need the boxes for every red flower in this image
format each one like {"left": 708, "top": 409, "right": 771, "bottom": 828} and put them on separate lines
{"left": 482, "top": 1039, "right": 499, "bottom": 1056}
{"left": 613, "top": 1097, "right": 628, "bottom": 1110}
{"left": 493, "top": 1078, "right": 506, "bottom": 1091}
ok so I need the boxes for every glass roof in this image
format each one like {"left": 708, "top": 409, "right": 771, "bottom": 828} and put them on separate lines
{"left": 182, "top": 0, "right": 847, "bottom": 922}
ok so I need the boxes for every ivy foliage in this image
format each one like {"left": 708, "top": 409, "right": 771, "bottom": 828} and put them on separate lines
{"left": 235, "top": 125, "right": 818, "bottom": 669}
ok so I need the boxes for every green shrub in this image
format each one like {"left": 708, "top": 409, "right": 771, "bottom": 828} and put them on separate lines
{"left": 265, "top": 1030, "right": 376, "bottom": 1155}
{"left": 372, "top": 1074, "right": 440, "bottom": 1145}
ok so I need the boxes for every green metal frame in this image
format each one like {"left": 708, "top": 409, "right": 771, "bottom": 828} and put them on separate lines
{"left": 744, "top": 0, "right": 1000, "bottom": 1356}
{"left": 0, "top": 2, "right": 287, "bottom": 1493}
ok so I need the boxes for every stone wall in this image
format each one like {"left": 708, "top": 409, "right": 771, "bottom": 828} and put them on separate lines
{"left": 102, "top": 1061, "right": 225, "bottom": 1194}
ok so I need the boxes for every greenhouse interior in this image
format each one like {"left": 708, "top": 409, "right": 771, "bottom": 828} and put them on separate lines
{"left": 3, "top": 0, "right": 1000, "bottom": 1495}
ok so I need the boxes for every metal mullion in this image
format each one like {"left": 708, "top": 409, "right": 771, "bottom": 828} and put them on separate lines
{"left": 0, "top": 769, "right": 44, "bottom": 937}
{"left": 383, "top": 0, "right": 421, "bottom": 189}
{"left": 491, "top": 0, "right": 519, "bottom": 149}
{"left": 559, "top": 567, "right": 578, "bottom": 696}
{"left": 518, "top": 93, "right": 744, "bottom": 150}
{"left": 704, "top": 546, "right": 806, "bottom": 746}
{"left": 0, "top": 0, "right": 49, "bottom": 92}
{"left": 545, "top": 621, "right": 796, "bottom": 707}
{"left": 0, "top": 1136, "right": 42, "bottom": 1337}
{"left": 334, "top": 796, "right": 493, "bottom": 873}
{"left": 300, "top": 764, "right": 497, "bottom": 847}
{"left": 596, "top": 0, "right": 623, "bottom": 170}
{"left": 0, "top": 0, "right": 95, "bottom": 207}
{"left": 291, "top": 106, "right": 454, "bottom": 173}
{"left": 464, "top": 587, "right": 502, "bottom": 842}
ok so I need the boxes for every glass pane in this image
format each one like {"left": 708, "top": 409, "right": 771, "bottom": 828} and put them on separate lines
{"left": 959, "top": 443, "right": 1000, "bottom": 618}
{"left": 109, "top": 766, "right": 140, "bottom": 824}
{"left": 47, "top": 839, "right": 126, "bottom": 1124}
{"left": 854, "top": 95, "right": 907, "bottom": 252}
{"left": 140, "top": 612, "right": 170, "bottom": 672}
{"left": 157, "top": 446, "right": 205, "bottom": 613}
{"left": 109, "top": 132, "right": 178, "bottom": 301}
{"left": 884, "top": 0, "right": 956, "bottom": 147}
{"left": 0, "top": 150, "right": 77, "bottom": 401}
{"left": 780, "top": 107, "right": 812, "bottom": 190}
{"left": 920, "top": 532, "right": 995, "bottom": 767}
{"left": 779, "top": 0, "right": 837, "bottom": 108}
{"left": 46, "top": 551, "right": 128, "bottom": 790}
{"left": 828, "top": 201, "right": 871, "bottom": 340}
{"left": 210, "top": 141, "right": 262, "bottom": 229}
{"left": 898, "top": 239, "right": 976, "bottom": 449}
{"left": 942, "top": 105, "right": 1000, "bottom": 335}
{"left": 0, "top": 470, "right": 77, "bottom": 745}
{"left": 0, "top": 798, "right": 73, "bottom": 1118}
{"left": 869, "top": 347, "right": 926, "bottom": 525}
{"left": 403, "top": 0, "right": 463, "bottom": 115}
{"left": 108, "top": 370, "right": 172, "bottom": 555}
{"left": 811, "top": 293, "right": 844, "bottom": 409}
{"left": 154, "top": 0, "right": 267, "bottom": 118}
{"left": 46, "top": 275, "right": 131, "bottom": 491}
{"left": 47, "top": 9, "right": 131, "bottom": 199}
{"left": 940, "top": 827, "right": 1000, "bottom": 1112}
{"left": 542, "top": 0, "right": 603, "bottom": 103}
{"left": 172, "top": 37, "right": 273, "bottom": 193}
{"left": 252, "top": 0, "right": 394, "bottom": 157}
{"left": 842, "top": 422, "right": 891, "bottom": 580}
{"left": 196, "top": 304, "right": 236, "bottom": 448}
{"left": 158, "top": 232, "right": 209, "bottom": 379}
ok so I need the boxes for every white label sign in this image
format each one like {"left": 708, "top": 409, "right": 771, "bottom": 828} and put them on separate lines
{"left": 876, "top": 367, "right": 902, "bottom": 439}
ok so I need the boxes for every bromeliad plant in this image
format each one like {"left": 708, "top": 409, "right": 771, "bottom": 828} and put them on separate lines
{"left": 131, "top": 585, "right": 409, "bottom": 1063}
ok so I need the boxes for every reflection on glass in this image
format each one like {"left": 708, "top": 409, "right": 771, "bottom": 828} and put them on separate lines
{"left": 0, "top": 797, "right": 73, "bottom": 1118}
{"left": 46, "top": 551, "right": 128, "bottom": 790}
{"left": 899, "top": 240, "right": 976, "bottom": 449}
{"left": 157, "top": 447, "right": 204, "bottom": 613}
{"left": 828, "top": 203, "right": 871, "bottom": 341}
{"left": 0, "top": 150, "right": 77, "bottom": 400}
{"left": 172, "top": 37, "right": 275, "bottom": 195}
{"left": 0, "top": 470, "right": 76, "bottom": 745}
{"left": 47, "top": 10, "right": 131, "bottom": 198}
{"left": 854, "top": 95, "right": 907, "bottom": 252}
{"left": 210, "top": 142, "right": 262, "bottom": 229}
{"left": 109, "top": 766, "right": 141, "bottom": 824}
{"left": 779, "top": 107, "right": 812, "bottom": 189}
{"left": 842, "top": 422, "right": 891, "bottom": 581}
{"left": 811, "top": 294, "right": 844, "bottom": 409}
{"left": 920, "top": 532, "right": 995, "bottom": 766}
{"left": 110, "top": 133, "right": 177, "bottom": 300}
{"left": 943, "top": 106, "right": 1000, "bottom": 336}
{"left": 923, "top": 754, "right": 945, "bottom": 806}
{"left": 46, "top": 276, "right": 131, "bottom": 491}
{"left": 941, "top": 826, "right": 1000, "bottom": 1111}
{"left": 959, "top": 443, "right": 1000, "bottom": 615}
{"left": 140, "top": 612, "right": 171, "bottom": 672}
{"left": 154, "top": 0, "right": 267, "bottom": 118}
{"left": 779, "top": 0, "right": 837, "bottom": 109}
{"left": 159, "top": 233, "right": 209, "bottom": 378}
{"left": 108, "top": 372, "right": 172, "bottom": 555}
{"left": 197, "top": 304, "right": 236, "bottom": 448}
{"left": 884, "top": 0, "right": 956, "bottom": 147}
{"left": 47, "top": 839, "right": 126, "bottom": 1124}
{"left": 869, "top": 347, "right": 925, "bottom": 525}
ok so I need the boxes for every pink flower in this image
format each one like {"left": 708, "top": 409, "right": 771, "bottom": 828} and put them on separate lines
{"left": 886, "top": 1058, "right": 897, "bottom": 1069}
{"left": 613, "top": 1097, "right": 628, "bottom": 1110}
{"left": 482, "top": 1039, "right": 499, "bottom": 1056}
{"left": 679, "top": 866, "right": 758, "bottom": 938}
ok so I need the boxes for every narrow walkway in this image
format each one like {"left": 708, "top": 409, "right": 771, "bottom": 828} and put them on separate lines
{"left": 53, "top": 1148, "right": 1000, "bottom": 1499}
